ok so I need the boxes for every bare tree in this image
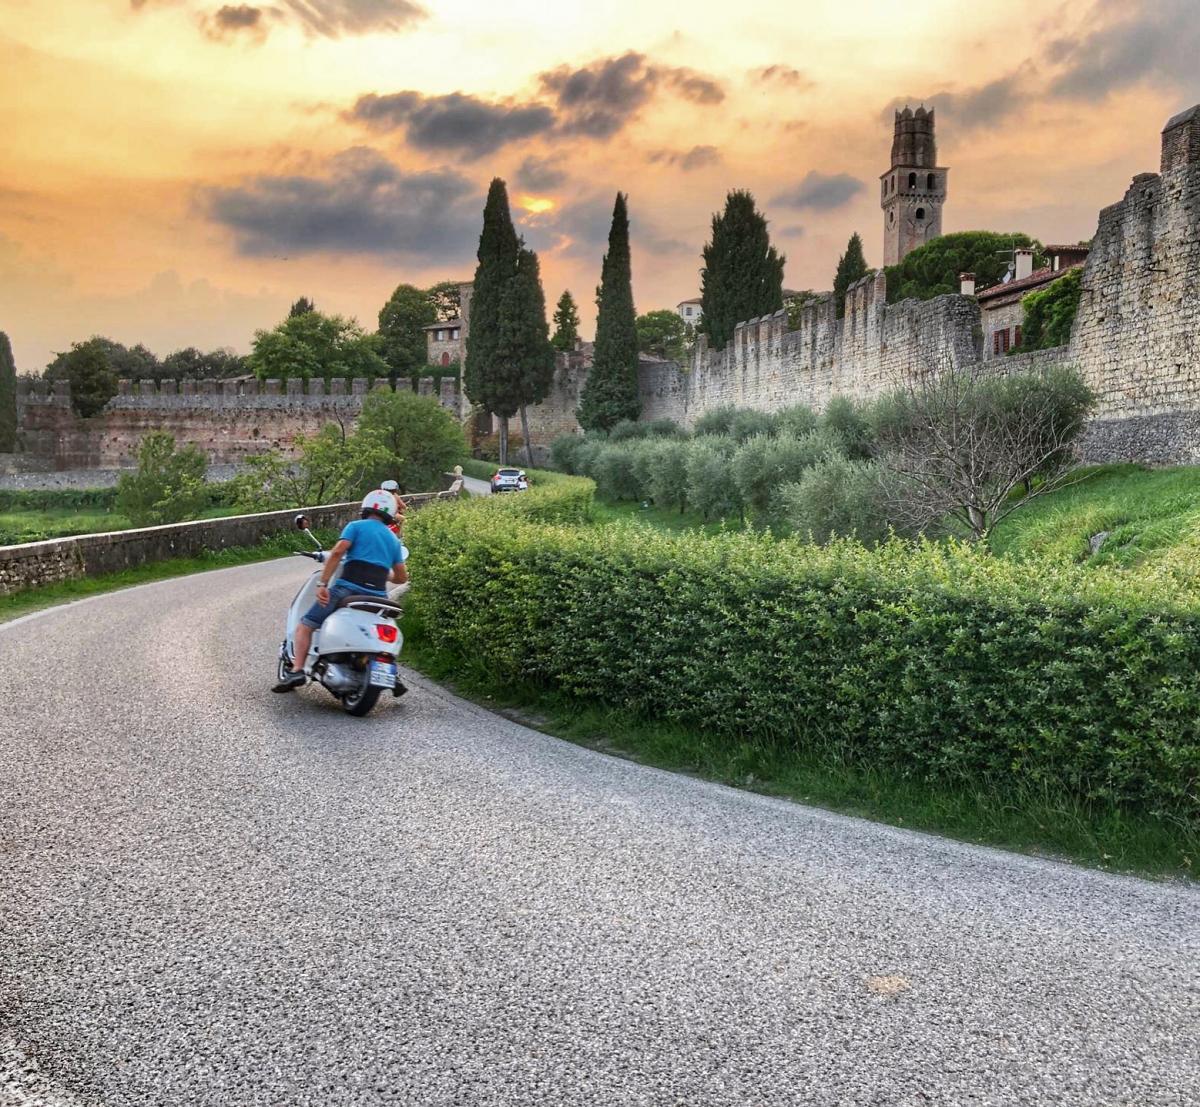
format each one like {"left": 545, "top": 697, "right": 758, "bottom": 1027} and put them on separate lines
{"left": 874, "top": 362, "right": 1094, "bottom": 541}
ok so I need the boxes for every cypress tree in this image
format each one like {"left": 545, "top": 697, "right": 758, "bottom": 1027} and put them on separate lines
{"left": 833, "top": 232, "right": 870, "bottom": 317}
{"left": 699, "top": 190, "right": 785, "bottom": 350}
{"left": 465, "top": 178, "right": 521, "bottom": 460}
{"left": 578, "top": 193, "right": 640, "bottom": 432}
{"left": 288, "top": 297, "right": 316, "bottom": 317}
{"left": 0, "top": 332, "right": 17, "bottom": 452}
{"left": 496, "top": 247, "right": 556, "bottom": 466}
{"left": 551, "top": 290, "right": 580, "bottom": 352}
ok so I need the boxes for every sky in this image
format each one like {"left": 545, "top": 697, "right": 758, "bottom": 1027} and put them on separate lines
{"left": 2, "top": 0, "right": 1198, "bottom": 372}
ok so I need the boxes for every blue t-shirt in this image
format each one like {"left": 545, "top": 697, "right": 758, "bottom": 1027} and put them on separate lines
{"left": 339, "top": 518, "right": 405, "bottom": 570}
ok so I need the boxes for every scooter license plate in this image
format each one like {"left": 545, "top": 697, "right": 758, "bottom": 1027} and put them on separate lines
{"left": 369, "top": 661, "right": 397, "bottom": 688}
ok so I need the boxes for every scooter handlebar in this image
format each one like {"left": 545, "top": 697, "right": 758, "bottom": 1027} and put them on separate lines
{"left": 294, "top": 551, "right": 326, "bottom": 562}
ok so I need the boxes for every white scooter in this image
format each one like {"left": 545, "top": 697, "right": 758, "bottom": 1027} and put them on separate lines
{"left": 276, "top": 514, "right": 406, "bottom": 716}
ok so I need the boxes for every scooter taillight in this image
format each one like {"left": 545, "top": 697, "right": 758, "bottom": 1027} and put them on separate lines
{"left": 375, "top": 624, "right": 398, "bottom": 643}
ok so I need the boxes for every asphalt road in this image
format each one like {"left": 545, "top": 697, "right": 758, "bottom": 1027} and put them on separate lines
{"left": 1, "top": 559, "right": 1198, "bottom": 1106}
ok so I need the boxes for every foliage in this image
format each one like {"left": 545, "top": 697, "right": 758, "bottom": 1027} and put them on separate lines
{"left": 160, "top": 347, "right": 245, "bottom": 379}
{"left": 832, "top": 232, "right": 871, "bottom": 318}
{"left": 692, "top": 405, "right": 737, "bottom": 437}
{"left": 406, "top": 484, "right": 1200, "bottom": 819}
{"left": 426, "top": 280, "right": 463, "bottom": 322}
{"left": 465, "top": 178, "right": 521, "bottom": 418}
{"left": 640, "top": 438, "right": 691, "bottom": 513}
{"left": 0, "top": 332, "right": 16, "bottom": 451}
{"left": 699, "top": 190, "right": 785, "bottom": 350}
{"left": 774, "top": 403, "right": 819, "bottom": 438}
{"left": 731, "top": 431, "right": 845, "bottom": 526}
{"left": 608, "top": 418, "right": 684, "bottom": 442}
{"left": 550, "top": 434, "right": 590, "bottom": 475}
{"left": 685, "top": 437, "right": 743, "bottom": 521}
{"left": 822, "top": 395, "right": 875, "bottom": 459}
{"left": 378, "top": 283, "right": 438, "bottom": 379}
{"left": 355, "top": 389, "right": 467, "bottom": 492}
{"left": 289, "top": 297, "right": 316, "bottom": 317}
{"left": 590, "top": 441, "right": 646, "bottom": 501}
{"left": 636, "top": 309, "right": 691, "bottom": 362}
{"left": 498, "top": 246, "right": 556, "bottom": 413}
{"left": 57, "top": 340, "right": 118, "bottom": 418}
{"left": 247, "top": 311, "right": 387, "bottom": 382}
{"left": 45, "top": 336, "right": 158, "bottom": 385}
{"left": 1020, "top": 267, "right": 1083, "bottom": 351}
{"left": 115, "top": 432, "right": 209, "bottom": 526}
{"left": 883, "top": 231, "right": 1046, "bottom": 303}
{"left": 873, "top": 364, "right": 1095, "bottom": 540}
{"left": 784, "top": 290, "right": 821, "bottom": 330}
{"left": 578, "top": 193, "right": 641, "bottom": 432}
{"left": 777, "top": 456, "right": 893, "bottom": 544}
{"left": 474, "top": 430, "right": 525, "bottom": 463}
{"left": 551, "top": 290, "right": 581, "bottom": 352}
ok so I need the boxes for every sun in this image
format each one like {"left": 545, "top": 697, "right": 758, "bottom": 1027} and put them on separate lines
{"left": 519, "top": 195, "right": 556, "bottom": 215}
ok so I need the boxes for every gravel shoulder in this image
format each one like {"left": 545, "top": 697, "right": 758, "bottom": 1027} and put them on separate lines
{"left": 0, "top": 559, "right": 1197, "bottom": 1106}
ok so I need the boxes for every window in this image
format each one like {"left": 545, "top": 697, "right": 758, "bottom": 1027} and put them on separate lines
{"left": 915, "top": 207, "right": 925, "bottom": 220}
{"left": 992, "top": 327, "right": 1012, "bottom": 354}
{"left": 435, "top": 329, "right": 444, "bottom": 342}
{"left": 927, "top": 173, "right": 935, "bottom": 190}
{"left": 451, "top": 328, "right": 459, "bottom": 340}
{"left": 891, "top": 174, "right": 896, "bottom": 191}
{"left": 685, "top": 306, "right": 692, "bottom": 316}
{"left": 908, "top": 172, "right": 916, "bottom": 188}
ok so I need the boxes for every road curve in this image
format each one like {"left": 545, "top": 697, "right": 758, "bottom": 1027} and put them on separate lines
{"left": 1, "top": 559, "right": 1197, "bottom": 1107}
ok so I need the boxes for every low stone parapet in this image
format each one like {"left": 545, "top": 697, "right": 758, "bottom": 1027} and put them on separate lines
{"left": 0, "top": 491, "right": 452, "bottom": 596}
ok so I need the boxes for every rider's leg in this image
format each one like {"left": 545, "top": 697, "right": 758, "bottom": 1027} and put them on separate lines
{"left": 290, "top": 622, "right": 315, "bottom": 673}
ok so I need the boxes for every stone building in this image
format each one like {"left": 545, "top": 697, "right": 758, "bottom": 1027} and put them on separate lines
{"left": 676, "top": 297, "right": 703, "bottom": 325}
{"left": 975, "top": 244, "right": 1090, "bottom": 358}
{"left": 881, "top": 106, "right": 948, "bottom": 266}
{"left": 422, "top": 280, "right": 474, "bottom": 366}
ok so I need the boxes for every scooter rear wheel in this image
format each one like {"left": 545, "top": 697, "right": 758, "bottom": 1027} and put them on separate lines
{"left": 342, "top": 684, "right": 382, "bottom": 717}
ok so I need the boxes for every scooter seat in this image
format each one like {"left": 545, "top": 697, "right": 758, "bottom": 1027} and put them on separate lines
{"left": 334, "top": 593, "right": 402, "bottom": 617}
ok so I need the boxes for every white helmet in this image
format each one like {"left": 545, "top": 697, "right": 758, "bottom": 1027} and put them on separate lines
{"left": 361, "top": 489, "right": 398, "bottom": 522}
{"left": 380, "top": 479, "right": 399, "bottom": 492}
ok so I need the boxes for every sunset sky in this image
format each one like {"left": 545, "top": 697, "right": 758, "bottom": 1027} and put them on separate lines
{"left": 2, "top": 0, "right": 1198, "bottom": 371}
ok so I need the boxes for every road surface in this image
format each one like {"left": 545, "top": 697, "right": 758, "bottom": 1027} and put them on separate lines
{"left": 1, "top": 560, "right": 1197, "bottom": 1106}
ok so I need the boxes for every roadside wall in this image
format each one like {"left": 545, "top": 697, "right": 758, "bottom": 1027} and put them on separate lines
{"left": 0, "top": 491, "right": 452, "bottom": 596}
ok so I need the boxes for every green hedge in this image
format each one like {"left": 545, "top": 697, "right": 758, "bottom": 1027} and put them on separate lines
{"left": 407, "top": 481, "right": 1200, "bottom": 818}
{"left": 0, "top": 480, "right": 238, "bottom": 514}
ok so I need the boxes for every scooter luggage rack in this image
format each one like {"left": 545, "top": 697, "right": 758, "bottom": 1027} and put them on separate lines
{"left": 339, "top": 597, "right": 403, "bottom": 619}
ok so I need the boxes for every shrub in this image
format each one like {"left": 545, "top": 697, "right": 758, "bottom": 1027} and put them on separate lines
{"left": 732, "top": 430, "right": 847, "bottom": 527}
{"left": 608, "top": 419, "right": 645, "bottom": 442}
{"left": 115, "top": 432, "right": 209, "bottom": 526}
{"left": 550, "top": 434, "right": 588, "bottom": 474}
{"left": 686, "top": 437, "right": 744, "bottom": 521}
{"left": 778, "top": 456, "right": 893, "bottom": 544}
{"left": 1020, "top": 267, "right": 1082, "bottom": 351}
{"left": 821, "top": 396, "right": 875, "bottom": 459}
{"left": 728, "top": 409, "right": 776, "bottom": 443}
{"left": 591, "top": 442, "right": 644, "bottom": 501}
{"left": 640, "top": 438, "right": 691, "bottom": 513}
{"left": 693, "top": 405, "right": 738, "bottom": 437}
{"left": 773, "top": 404, "right": 819, "bottom": 438}
{"left": 408, "top": 482, "right": 1200, "bottom": 818}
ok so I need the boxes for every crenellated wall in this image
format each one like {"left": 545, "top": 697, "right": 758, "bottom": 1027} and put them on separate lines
{"left": 16, "top": 375, "right": 464, "bottom": 469}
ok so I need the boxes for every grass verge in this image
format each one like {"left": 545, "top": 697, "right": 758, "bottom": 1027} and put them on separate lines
{"left": 0, "top": 528, "right": 335, "bottom": 624}
{"left": 400, "top": 607, "right": 1198, "bottom": 883}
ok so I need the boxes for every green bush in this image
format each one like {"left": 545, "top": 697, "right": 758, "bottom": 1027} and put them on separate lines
{"left": 1020, "top": 267, "right": 1083, "bottom": 351}
{"left": 820, "top": 396, "right": 875, "bottom": 459}
{"left": 550, "top": 434, "right": 588, "bottom": 474}
{"left": 732, "top": 431, "right": 844, "bottom": 526}
{"left": 778, "top": 456, "right": 893, "bottom": 544}
{"left": 407, "top": 483, "right": 1200, "bottom": 818}
{"left": 693, "top": 406, "right": 738, "bottom": 437}
{"left": 0, "top": 488, "right": 119, "bottom": 512}
{"left": 773, "top": 404, "right": 819, "bottom": 438}
{"left": 640, "top": 438, "right": 691, "bottom": 513}
{"left": 357, "top": 389, "right": 467, "bottom": 491}
{"left": 115, "top": 433, "right": 209, "bottom": 526}
{"left": 591, "top": 442, "right": 645, "bottom": 501}
{"left": 686, "top": 437, "right": 743, "bottom": 521}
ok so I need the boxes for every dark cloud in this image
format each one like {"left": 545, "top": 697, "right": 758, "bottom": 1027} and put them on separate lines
{"left": 750, "top": 64, "right": 814, "bottom": 91}
{"left": 347, "top": 91, "right": 555, "bottom": 158}
{"left": 515, "top": 194, "right": 688, "bottom": 259}
{"left": 1047, "top": 0, "right": 1200, "bottom": 99}
{"left": 773, "top": 171, "right": 864, "bottom": 210}
{"left": 133, "top": 0, "right": 425, "bottom": 39}
{"left": 515, "top": 154, "right": 567, "bottom": 191}
{"left": 879, "top": 69, "right": 1032, "bottom": 132}
{"left": 203, "top": 147, "right": 479, "bottom": 261}
{"left": 648, "top": 145, "right": 721, "bottom": 171}
{"left": 203, "top": 4, "right": 266, "bottom": 37}
{"left": 540, "top": 52, "right": 724, "bottom": 138}
{"left": 778, "top": 224, "right": 805, "bottom": 238}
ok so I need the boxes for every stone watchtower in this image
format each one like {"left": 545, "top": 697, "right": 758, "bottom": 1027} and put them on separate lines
{"left": 881, "top": 106, "right": 948, "bottom": 266}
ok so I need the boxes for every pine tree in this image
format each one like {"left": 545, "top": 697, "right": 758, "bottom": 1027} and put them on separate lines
{"left": 465, "top": 178, "right": 521, "bottom": 460}
{"left": 0, "top": 332, "right": 17, "bottom": 452}
{"left": 289, "top": 297, "right": 316, "bottom": 317}
{"left": 833, "top": 232, "right": 870, "bottom": 317}
{"left": 496, "top": 248, "right": 556, "bottom": 466}
{"left": 699, "top": 191, "right": 785, "bottom": 350}
{"left": 551, "top": 290, "right": 580, "bottom": 352}
{"left": 578, "top": 193, "right": 640, "bottom": 432}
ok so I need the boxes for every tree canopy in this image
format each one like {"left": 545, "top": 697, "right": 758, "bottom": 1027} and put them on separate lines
{"left": 498, "top": 246, "right": 555, "bottom": 412}
{"left": 426, "top": 280, "right": 463, "bottom": 322}
{"left": 246, "top": 311, "right": 387, "bottom": 382}
{"left": 832, "top": 233, "right": 871, "bottom": 317}
{"left": 0, "top": 332, "right": 17, "bottom": 452}
{"left": 1020, "top": 267, "right": 1083, "bottom": 351}
{"left": 377, "top": 283, "right": 438, "bottom": 378}
{"left": 699, "top": 190, "right": 785, "bottom": 350}
{"left": 578, "top": 193, "right": 640, "bottom": 431}
{"left": 884, "top": 231, "right": 1046, "bottom": 302}
{"left": 636, "top": 309, "right": 690, "bottom": 362}
{"left": 44, "top": 336, "right": 157, "bottom": 384}
{"left": 551, "top": 290, "right": 580, "bottom": 352}
{"left": 288, "top": 297, "right": 316, "bottom": 317}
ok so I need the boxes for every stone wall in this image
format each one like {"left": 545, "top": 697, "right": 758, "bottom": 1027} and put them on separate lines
{"left": 17, "top": 376, "right": 464, "bottom": 470}
{"left": 0, "top": 491, "right": 452, "bottom": 596}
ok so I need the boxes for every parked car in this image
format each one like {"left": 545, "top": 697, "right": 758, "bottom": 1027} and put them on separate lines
{"left": 490, "top": 467, "right": 529, "bottom": 493}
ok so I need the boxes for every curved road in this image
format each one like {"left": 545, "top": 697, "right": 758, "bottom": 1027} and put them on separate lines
{"left": 1, "top": 560, "right": 1197, "bottom": 1106}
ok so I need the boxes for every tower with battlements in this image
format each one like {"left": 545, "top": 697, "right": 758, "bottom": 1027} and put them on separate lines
{"left": 881, "top": 106, "right": 948, "bottom": 266}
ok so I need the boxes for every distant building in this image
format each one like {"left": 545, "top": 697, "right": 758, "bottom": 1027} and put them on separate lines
{"left": 676, "top": 297, "right": 702, "bottom": 324}
{"left": 423, "top": 280, "right": 473, "bottom": 366}
{"left": 975, "top": 245, "right": 1090, "bottom": 358}
{"left": 881, "top": 106, "right": 948, "bottom": 266}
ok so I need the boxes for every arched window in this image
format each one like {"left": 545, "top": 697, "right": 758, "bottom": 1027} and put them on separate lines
{"left": 891, "top": 175, "right": 896, "bottom": 191}
{"left": 908, "top": 172, "right": 916, "bottom": 188}
{"left": 915, "top": 207, "right": 925, "bottom": 220}
{"left": 927, "top": 173, "right": 936, "bottom": 190}
{"left": 889, "top": 210, "right": 895, "bottom": 225}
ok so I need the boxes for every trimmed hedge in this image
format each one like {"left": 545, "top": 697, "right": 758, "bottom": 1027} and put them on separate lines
{"left": 407, "top": 480, "right": 1200, "bottom": 818}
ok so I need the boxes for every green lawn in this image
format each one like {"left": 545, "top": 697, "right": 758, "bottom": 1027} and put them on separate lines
{"left": 989, "top": 463, "right": 1200, "bottom": 568}
{"left": 0, "top": 505, "right": 239, "bottom": 545}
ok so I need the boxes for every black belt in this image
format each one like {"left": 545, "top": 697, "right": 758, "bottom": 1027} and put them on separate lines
{"left": 341, "top": 560, "right": 388, "bottom": 590}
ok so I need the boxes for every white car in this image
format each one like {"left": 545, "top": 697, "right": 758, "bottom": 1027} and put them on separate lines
{"left": 489, "top": 467, "right": 529, "bottom": 493}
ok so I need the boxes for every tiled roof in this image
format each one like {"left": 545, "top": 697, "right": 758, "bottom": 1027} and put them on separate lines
{"left": 977, "top": 262, "right": 1083, "bottom": 305}
{"left": 422, "top": 318, "right": 464, "bottom": 330}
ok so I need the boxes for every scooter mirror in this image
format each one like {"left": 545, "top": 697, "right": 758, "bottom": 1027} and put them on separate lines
{"left": 294, "top": 514, "right": 310, "bottom": 531}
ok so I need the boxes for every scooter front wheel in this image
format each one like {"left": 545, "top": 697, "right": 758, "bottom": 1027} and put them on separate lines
{"left": 342, "top": 684, "right": 382, "bottom": 717}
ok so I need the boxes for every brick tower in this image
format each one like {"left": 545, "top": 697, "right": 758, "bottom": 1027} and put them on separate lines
{"left": 881, "top": 106, "right": 948, "bottom": 266}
